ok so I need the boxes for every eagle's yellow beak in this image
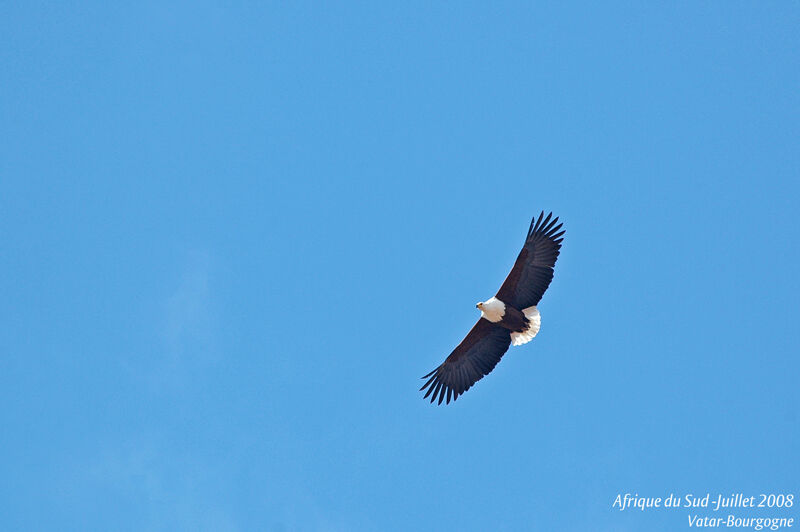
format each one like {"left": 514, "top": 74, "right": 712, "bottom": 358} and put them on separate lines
{"left": 476, "top": 302, "right": 483, "bottom": 309}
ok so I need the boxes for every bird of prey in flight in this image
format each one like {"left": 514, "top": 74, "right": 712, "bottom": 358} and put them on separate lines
{"left": 421, "top": 212, "right": 565, "bottom": 405}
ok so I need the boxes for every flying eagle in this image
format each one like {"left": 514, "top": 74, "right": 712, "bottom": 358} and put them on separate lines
{"left": 420, "top": 212, "right": 565, "bottom": 405}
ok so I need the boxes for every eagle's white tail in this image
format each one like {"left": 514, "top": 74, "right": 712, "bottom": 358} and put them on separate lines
{"left": 511, "top": 306, "right": 540, "bottom": 346}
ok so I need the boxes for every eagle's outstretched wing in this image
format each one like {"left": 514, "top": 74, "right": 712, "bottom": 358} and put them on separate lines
{"left": 495, "top": 212, "right": 565, "bottom": 310}
{"left": 420, "top": 319, "right": 512, "bottom": 405}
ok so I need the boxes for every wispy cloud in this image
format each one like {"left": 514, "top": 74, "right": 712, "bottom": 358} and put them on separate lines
{"left": 127, "top": 248, "right": 221, "bottom": 390}
{"left": 163, "top": 250, "right": 213, "bottom": 363}
{"left": 119, "top": 249, "right": 218, "bottom": 388}
{"left": 60, "top": 437, "right": 239, "bottom": 532}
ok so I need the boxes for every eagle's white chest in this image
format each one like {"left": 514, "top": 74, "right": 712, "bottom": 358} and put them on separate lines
{"left": 480, "top": 297, "right": 506, "bottom": 323}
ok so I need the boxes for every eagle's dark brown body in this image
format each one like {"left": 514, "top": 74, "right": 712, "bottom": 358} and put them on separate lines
{"left": 496, "top": 305, "right": 530, "bottom": 333}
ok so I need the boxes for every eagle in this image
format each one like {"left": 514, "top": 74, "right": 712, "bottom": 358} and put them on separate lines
{"left": 420, "top": 212, "right": 565, "bottom": 405}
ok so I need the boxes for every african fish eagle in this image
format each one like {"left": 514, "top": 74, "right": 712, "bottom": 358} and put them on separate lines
{"left": 420, "top": 212, "right": 565, "bottom": 405}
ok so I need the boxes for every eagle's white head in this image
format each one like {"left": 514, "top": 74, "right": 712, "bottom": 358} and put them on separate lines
{"left": 476, "top": 296, "right": 505, "bottom": 323}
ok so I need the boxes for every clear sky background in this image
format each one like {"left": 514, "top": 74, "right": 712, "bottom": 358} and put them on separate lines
{"left": 2, "top": 2, "right": 798, "bottom": 531}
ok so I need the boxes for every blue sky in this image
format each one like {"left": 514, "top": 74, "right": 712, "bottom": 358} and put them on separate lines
{"left": 2, "top": 2, "right": 798, "bottom": 531}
